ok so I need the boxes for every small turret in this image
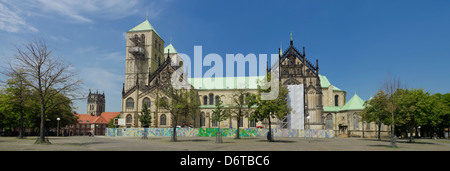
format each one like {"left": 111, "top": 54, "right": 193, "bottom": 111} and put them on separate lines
{"left": 290, "top": 32, "right": 293, "bottom": 46}
{"left": 316, "top": 59, "right": 319, "bottom": 74}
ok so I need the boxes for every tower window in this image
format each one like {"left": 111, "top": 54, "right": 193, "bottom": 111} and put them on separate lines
{"left": 335, "top": 95, "right": 339, "bottom": 106}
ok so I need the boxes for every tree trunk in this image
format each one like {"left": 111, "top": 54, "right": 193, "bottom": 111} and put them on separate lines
{"left": 18, "top": 110, "right": 24, "bottom": 139}
{"left": 267, "top": 117, "right": 273, "bottom": 142}
{"left": 408, "top": 118, "right": 415, "bottom": 143}
{"left": 235, "top": 116, "right": 241, "bottom": 139}
{"left": 390, "top": 110, "right": 397, "bottom": 148}
{"left": 362, "top": 122, "right": 365, "bottom": 139}
{"left": 216, "top": 123, "right": 223, "bottom": 143}
{"left": 142, "top": 126, "right": 148, "bottom": 139}
{"left": 171, "top": 119, "right": 177, "bottom": 142}
{"left": 36, "top": 98, "right": 50, "bottom": 144}
{"left": 409, "top": 126, "right": 415, "bottom": 143}
{"left": 377, "top": 122, "right": 381, "bottom": 141}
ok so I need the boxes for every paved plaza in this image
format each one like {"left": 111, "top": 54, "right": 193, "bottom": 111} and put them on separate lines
{"left": 1, "top": 136, "right": 450, "bottom": 151}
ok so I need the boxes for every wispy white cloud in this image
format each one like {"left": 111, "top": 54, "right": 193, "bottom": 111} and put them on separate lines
{"left": 0, "top": 2, "right": 38, "bottom": 32}
{"left": 0, "top": 0, "right": 165, "bottom": 32}
{"left": 35, "top": 0, "right": 143, "bottom": 23}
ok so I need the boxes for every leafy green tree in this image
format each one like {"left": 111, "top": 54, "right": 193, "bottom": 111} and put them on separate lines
{"left": 248, "top": 73, "right": 290, "bottom": 142}
{"left": 108, "top": 115, "right": 121, "bottom": 128}
{"left": 436, "top": 93, "right": 450, "bottom": 139}
{"left": 0, "top": 87, "right": 76, "bottom": 137}
{"left": 1, "top": 69, "right": 31, "bottom": 138}
{"left": 138, "top": 103, "right": 151, "bottom": 139}
{"left": 361, "top": 90, "right": 391, "bottom": 140}
{"left": 44, "top": 92, "right": 78, "bottom": 134}
{"left": 138, "top": 103, "right": 152, "bottom": 127}
{"left": 211, "top": 99, "right": 228, "bottom": 143}
{"left": 396, "top": 88, "right": 443, "bottom": 142}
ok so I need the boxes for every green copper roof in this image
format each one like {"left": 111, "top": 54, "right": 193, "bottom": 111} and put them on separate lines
{"left": 164, "top": 43, "right": 178, "bottom": 54}
{"left": 188, "top": 76, "right": 264, "bottom": 90}
{"left": 323, "top": 94, "right": 365, "bottom": 112}
{"left": 340, "top": 93, "right": 365, "bottom": 111}
{"left": 128, "top": 19, "right": 161, "bottom": 37}
{"left": 319, "top": 74, "right": 344, "bottom": 91}
{"left": 319, "top": 75, "right": 331, "bottom": 88}
{"left": 188, "top": 74, "right": 343, "bottom": 91}
{"left": 323, "top": 106, "right": 342, "bottom": 113}
{"left": 199, "top": 104, "right": 257, "bottom": 109}
{"left": 332, "top": 85, "right": 343, "bottom": 91}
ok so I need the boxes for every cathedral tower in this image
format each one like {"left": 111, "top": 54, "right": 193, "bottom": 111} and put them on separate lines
{"left": 276, "top": 37, "right": 324, "bottom": 129}
{"left": 124, "top": 19, "right": 165, "bottom": 91}
{"left": 87, "top": 90, "right": 105, "bottom": 116}
{"left": 121, "top": 19, "right": 165, "bottom": 127}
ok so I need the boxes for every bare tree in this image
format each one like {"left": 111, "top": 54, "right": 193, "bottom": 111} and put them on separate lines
{"left": 7, "top": 39, "right": 82, "bottom": 144}
{"left": 382, "top": 73, "right": 403, "bottom": 148}
{"left": 158, "top": 87, "right": 191, "bottom": 142}
{"left": 229, "top": 89, "right": 251, "bottom": 139}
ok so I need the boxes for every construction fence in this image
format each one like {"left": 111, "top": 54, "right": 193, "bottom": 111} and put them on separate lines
{"left": 105, "top": 128, "right": 335, "bottom": 138}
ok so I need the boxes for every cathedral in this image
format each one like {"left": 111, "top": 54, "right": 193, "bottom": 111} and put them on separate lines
{"left": 87, "top": 89, "right": 105, "bottom": 116}
{"left": 70, "top": 90, "right": 119, "bottom": 136}
{"left": 118, "top": 19, "right": 390, "bottom": 138}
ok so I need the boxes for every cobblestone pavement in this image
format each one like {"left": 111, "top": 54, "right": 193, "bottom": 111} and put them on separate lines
{"left": 1, "top": 136, "right": 449, "bottom": 151}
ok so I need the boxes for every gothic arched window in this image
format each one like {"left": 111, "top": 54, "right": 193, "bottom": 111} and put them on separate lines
{"left": 126, "top": 114, "right": 132, "bottom": 124}
{"left": 200, "top": 112, "right": 205, "bottom": 127}
{"left": 203, "top": 96, "right": 208, "bottom": 105}
{"left": 326, "top": 114, "right": 333, "bottom": 130}
{"left": 335, "top": 95, "right": 339, "bottom": 106}
{"left": 126, "top": 98, "right": 134, "bottom": 109}
{"left": 209, "top": 93, "right": 214, "bottom": 105}
{"left": 143, "top": 97, "right": 151, "bottom": 109}
{"left": 353, "top": 114, "right": 359, "bottom": 130}
{"left": 250, "top": 115, "right": 257, "bottom": 128}
{"left": 160, "top": 114, "right": 167, "bottom": 126}
{"left": 211, "top": 113, "right": 217, "bottom": 127}
{"left": 239, "top": 116, "right": 244, "bottom": 127}
{"left": 215, "top": 96, "right": 220, "bottom": 105}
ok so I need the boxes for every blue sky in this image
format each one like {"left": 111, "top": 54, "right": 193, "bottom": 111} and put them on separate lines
{"left": 0, "top": 0, "right": 449, "bottom": 113}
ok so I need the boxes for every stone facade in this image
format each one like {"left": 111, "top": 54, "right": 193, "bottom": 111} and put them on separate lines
{"left": 119, "top": 19, "right": 390, "bottom": 138}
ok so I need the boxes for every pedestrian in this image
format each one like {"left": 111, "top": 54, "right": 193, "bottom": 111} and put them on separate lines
{"left": 433, "top": 133, "right": 437, "bottom": 140}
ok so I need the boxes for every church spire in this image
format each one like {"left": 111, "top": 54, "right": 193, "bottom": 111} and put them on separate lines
{"left": 290, "top": 32, "right": 293, "bottom": 46}
{"left": 279, "top": 43, "right": 283, "bottom": 56}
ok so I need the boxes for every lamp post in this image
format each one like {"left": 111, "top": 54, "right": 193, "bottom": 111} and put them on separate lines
{"left": 57, "top": 118, "right": 60, "bottom": 136}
